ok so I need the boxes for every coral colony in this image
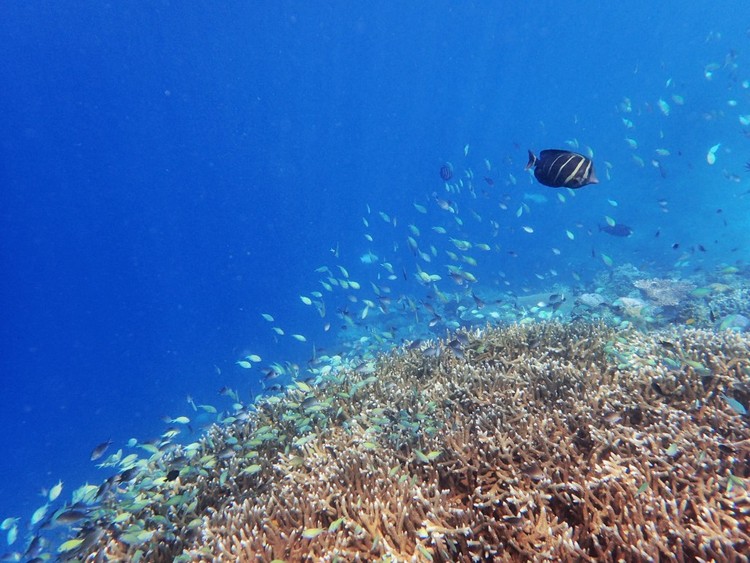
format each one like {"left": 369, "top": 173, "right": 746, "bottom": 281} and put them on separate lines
{"left": 55, "top": 321, "right": 749, "bottom": 561}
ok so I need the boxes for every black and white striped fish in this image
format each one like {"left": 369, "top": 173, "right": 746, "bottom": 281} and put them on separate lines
{"left": 526, "top": 149, "right": 598, "bottom": 188}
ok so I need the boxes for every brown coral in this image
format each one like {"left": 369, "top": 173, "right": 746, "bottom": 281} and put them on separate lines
{"left": 81, "top": 322, "right": 750, "bottom": 562}
{"left": 634, "top": 278, "right": 696, "bottom": 307}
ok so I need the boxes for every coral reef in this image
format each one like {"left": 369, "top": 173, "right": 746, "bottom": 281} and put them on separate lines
{"left": 69, "top": 321, "right": 750, "bottom": 562}
{"left": 612, "top": 296, "right": 648, "bottom": 319}
{"left": 634, "top": 278, "right": 696, "bottom": 307}
{"left": 577, "top": 292, "right": 607, "bottom": 309}
{"left": 711, "top": 286, "right": 750, "bottom": 319}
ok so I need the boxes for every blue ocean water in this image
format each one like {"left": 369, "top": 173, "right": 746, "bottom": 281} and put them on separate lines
{"left": 1, "top": 2, "right": 748, "bottom": 555}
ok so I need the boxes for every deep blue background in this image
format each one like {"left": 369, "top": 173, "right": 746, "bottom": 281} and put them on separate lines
{"left": 1, "top": 1, "right": 748, "bottom": 537}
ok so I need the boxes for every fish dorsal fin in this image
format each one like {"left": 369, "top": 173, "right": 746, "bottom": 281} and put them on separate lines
{"left": 539, "top": 149, "right": 575, "bottom": 159}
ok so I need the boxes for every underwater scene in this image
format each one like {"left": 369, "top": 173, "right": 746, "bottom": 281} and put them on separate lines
{"left": 1, "top": 3, "right": 749, "bottom": 562}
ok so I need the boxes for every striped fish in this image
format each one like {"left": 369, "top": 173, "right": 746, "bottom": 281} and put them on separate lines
{"left": 526, "top": 149, "right": 598, "bottom": 188}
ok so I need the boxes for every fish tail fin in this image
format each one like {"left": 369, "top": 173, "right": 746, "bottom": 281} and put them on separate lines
{"left": 525, "top": 150, "right": 537, "bottom": 171}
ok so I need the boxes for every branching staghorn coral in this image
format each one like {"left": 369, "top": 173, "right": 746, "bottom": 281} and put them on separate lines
{"left": 79, "top": 322, "right": 749, "bottom": 562}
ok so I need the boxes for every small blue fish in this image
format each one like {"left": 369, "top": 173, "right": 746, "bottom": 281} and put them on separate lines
{"left": 599, "top": 223, "right": 633, "bottom": 237}
{"left": 721, "top": 393, "right": 748, "bottom": 416}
